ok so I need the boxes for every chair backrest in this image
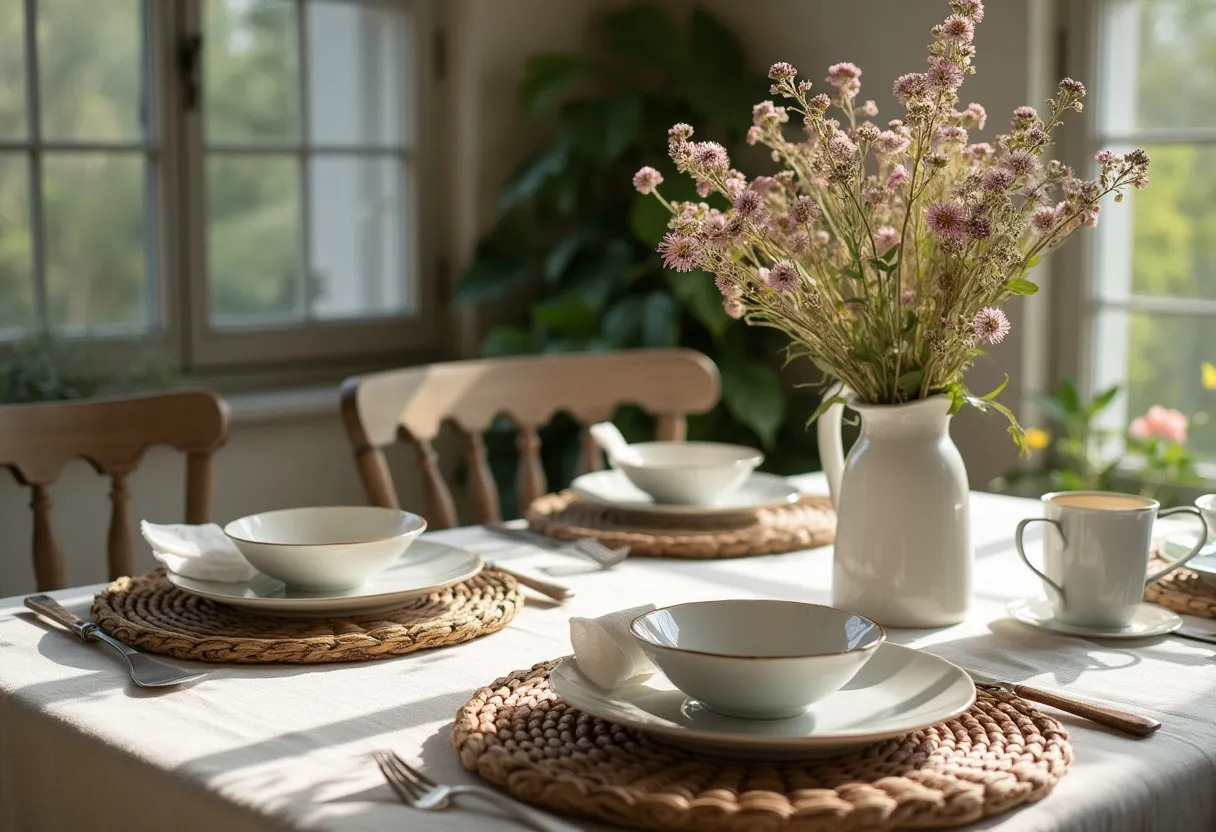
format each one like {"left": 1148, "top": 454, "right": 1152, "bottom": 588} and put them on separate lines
{"left": 0, "top": 389, "right": 230, "bottom": 590}
{"left": 340, "top": 349, "right": 720, "bottom": 528}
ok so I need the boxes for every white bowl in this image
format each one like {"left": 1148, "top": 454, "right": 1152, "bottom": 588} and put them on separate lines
{"left": 224, "top": 507, "right": 427, "bottom": 591}
{"left": 630, "top": 600, "right": 885, "bottom": 719}
{"left": 1197, "top": 494, "right": 1216, "bottom": 541}
{"left": 614, "top": 442, "right": 762, "bottom": 505}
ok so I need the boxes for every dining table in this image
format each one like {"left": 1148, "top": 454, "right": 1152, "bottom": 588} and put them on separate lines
{"left": 2, "top": 472, "right": 1216, "bottom": 832}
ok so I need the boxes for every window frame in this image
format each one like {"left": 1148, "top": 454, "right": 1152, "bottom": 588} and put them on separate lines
{"left": 0, "top": 0, "right": 442, "bottom": 384}
{"left": 1055, "top": 0, "right": 1216, "bottom": 486}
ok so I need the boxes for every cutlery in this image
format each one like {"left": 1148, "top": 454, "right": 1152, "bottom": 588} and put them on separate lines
{"left": 965, "top": 668, "right": 1159, "bottom": 736}
{"left": 484, "top": 523, "right": 628, "bottom": 569}
{"left": 1172, "top": 627, "right": 1216, "bottom": 647}
{"left": 24, "top": 594, "right": 206, "bottom": 688}
{"left": 486, "top": 563, "right": 574, "bottom": 602}
{"left": 375, "top": 750, "right": 580, "bottom": 832}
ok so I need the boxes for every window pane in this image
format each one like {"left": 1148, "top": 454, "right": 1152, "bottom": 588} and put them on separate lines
{"left": 1094, "top": 143, "right": 1216, "bottom": 301}
{"left": 308, "top": 156, "right": 410, "bottom": 320}
{"left": 306, "top": 0, "right": 410, "bottom": 147}
{"left": 208, "top": 155, "right": 301, "bottom": 326}
{"left": 1096, "top": 309, "right": 1216, "bottom": 458}
{"left": 205, "top": 0, "right": 299, "bottom": 145}
{"left": 44, "top": 153, "right": 151, "bottom": 333}
{"left": 0, "top": 0, "right": 25, "bottom": 139}
{"left": 0, "top": 153, "right": 33, "bottom": 333}
{"left": 38, "top": 0, "right": 146, "bottom": 142}
{"left": 1100, "top": 0, "right": 1216, "bottom": 133}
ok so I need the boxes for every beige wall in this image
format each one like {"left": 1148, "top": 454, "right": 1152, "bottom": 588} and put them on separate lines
{"left": 0, "top": 0, "right": 1051, "bottom": 595}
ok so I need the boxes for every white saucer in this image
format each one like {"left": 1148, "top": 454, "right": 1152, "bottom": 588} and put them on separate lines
{"left": 1163, "top": 534, "right": 1216, "bottom": 585}
{"left": 167, "top": 539, "right": 483, "bottom": 616}
{"left": 569, "top": 469, "right": 801, "bottom": 517}
{"left": 549, "top": 642, "right": 974, "bottom": 759}
{"left": 1007, "top": 598, "right": 1181, "bottom": 638}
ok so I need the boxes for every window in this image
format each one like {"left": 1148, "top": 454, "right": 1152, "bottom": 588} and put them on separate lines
{"left": 1088, "top": 0, "right": 1216, "bottom": 457}
{"left": 0, "top": 0, "right": 433, "bottom": 377}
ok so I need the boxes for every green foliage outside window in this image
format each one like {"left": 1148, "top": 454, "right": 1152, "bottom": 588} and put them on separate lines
{"left": 456, "top": 3, "right": 826, "bottom": 515}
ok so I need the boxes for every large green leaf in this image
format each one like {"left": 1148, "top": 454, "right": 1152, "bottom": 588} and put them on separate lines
{"left": 498, "top": 137, "right": 572, "bottom": 211}
{"left": 600, "top": 4, "right": 684, "bottom": 71}
{"left": 666, "top": 269, "right": 732, "bottom": 340}
{"left": 481, "top": 326, "right": 536, "bottom": 357}
{"left": 545, "top": 229, "right": 600, "bottom": 283}
{"left": 721, "top": 360, "right": 786, "bottom": 449}
{"left": 682, "top": 7, "right": 757, "bottom": 124}
{"left": 456, "top": 258, "right": 531, "bottom": 303}
{"left": 517, "top": 53, "right": 587, "bottom": 114}
{"left": 533, "top": 294, "right": 598, "bottom": 335}
{"left": 641, "top": 290, "right": 679, "bottom": 347}
{"left": 629, "top": 192, "right": 671, "bottom": 247}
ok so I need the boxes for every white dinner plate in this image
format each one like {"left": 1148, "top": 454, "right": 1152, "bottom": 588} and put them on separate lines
{"left": 1163, "top": 534, "right": 1216, "bottom": 585}
{"left": 549, "top": 642, "right": 974, "bottom": 759}
{"left": 167, "top": 539, "right": 483, "bottom": 616}
{"left": 569, "top": 469, "right": 801, "bottom": 516}
{"left": 1007, "top": 598, "right": 1181, "bottom": 638}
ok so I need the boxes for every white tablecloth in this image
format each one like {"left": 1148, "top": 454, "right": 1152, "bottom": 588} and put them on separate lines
{"left": 2, "top": 474, "right": 1216, "bottom": 832}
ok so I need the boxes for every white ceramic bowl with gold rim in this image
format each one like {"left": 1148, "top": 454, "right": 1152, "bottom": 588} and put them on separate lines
{"left": 613, "top": 442, "right": 762, "bottom": 505}
{"left": 224, "top": 506, "right": 427, "bottom": 591}
{"left": 630, "top": 600, "right": 884, "bottom": 719}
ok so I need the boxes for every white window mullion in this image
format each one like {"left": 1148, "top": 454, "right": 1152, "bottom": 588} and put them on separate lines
{"left": 22, "top": 0, "right": 46, "bottom": 333}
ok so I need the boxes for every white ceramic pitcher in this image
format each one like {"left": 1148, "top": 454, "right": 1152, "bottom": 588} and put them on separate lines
{"left": 818, "top": 392, "right": 971, "bottom": 627}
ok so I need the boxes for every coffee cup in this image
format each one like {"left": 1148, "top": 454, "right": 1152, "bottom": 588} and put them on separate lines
{"left": 1196, "top": 494, "right": 1216, "bottom": 541}
{"left": 1015, "top": 491, "right": 1208, "bottom": 629}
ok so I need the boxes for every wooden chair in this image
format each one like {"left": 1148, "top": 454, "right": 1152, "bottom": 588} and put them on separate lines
{"left": 340, "top": 349, "right": 720, "bottom": 528}
{"left": 0, "top": 389, "right": 230, "bottom": 590}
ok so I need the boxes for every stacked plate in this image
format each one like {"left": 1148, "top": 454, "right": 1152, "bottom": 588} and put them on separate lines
{"left": 570, "top": 469, "right": 802, "bottom": 520}
{"left": 549, "top": 644, "right": 975, "bottom": 758}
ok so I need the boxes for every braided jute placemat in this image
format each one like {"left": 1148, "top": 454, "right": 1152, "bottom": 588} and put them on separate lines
{"left": 526, "top": 492, "right": 835, "bottom": 558}
{"left": 452, "top": 660, "right": 1073, "bottom": 832}
{"left": 1145, "top": 552, "right": 1216, "bottom": 619}
{"left": 90, "top": 568, "right": 524, "bottom": 663}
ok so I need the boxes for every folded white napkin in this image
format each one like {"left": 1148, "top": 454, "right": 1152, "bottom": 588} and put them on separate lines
{"left": 140, "top": 521, "right": 259, "bottom": 583}
{"left": 570, "top": 604, "right": 657, "bottom": 689}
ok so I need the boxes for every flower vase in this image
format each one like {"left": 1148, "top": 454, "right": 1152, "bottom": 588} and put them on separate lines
{"left": 818, "top": 394, "right": 971, "bottom": 627}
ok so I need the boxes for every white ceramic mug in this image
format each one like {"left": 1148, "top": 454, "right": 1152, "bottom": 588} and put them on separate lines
{"left": 1015, "top": 491, "right": 1208, "bottom": 629}
{"left": 1196, "top": 494, "right": 1216, "bottom": 541}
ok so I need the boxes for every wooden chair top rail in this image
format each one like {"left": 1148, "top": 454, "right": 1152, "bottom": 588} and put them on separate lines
{"left": 341, "top": 348, "right": 721, "bottom": 450}
{"left": 0, "top": 389, "right": 230, "bottom": 485}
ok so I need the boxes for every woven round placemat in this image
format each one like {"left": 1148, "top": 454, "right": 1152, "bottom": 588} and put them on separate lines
{"left": 90, "top": 568, "right": 524, "bottom": 664}
{"left": 525, "top": 492, "right": 835, "bottom": 558}
{"left": 1145, "top": 552, "right": 1216, "bottom": 619}
{"left": 451, "top": 660, "right": 1072, "bottom": 832}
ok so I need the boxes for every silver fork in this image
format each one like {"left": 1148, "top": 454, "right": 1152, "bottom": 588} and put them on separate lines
{"left": 483, "top": 523, "right": 628, "bottom": 569}
{"left": 374, "top": 750, "right": 580, "bottom": 831}
{"left": 25, "top": 595, "right": 206, "bottom": 688}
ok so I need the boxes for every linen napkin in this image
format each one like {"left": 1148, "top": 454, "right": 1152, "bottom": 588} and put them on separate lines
{"left": 140, "top": 521, "right": 259, "bottom": 583}
{"left": 570, "top": 604, "right": 657, "bottom": 689}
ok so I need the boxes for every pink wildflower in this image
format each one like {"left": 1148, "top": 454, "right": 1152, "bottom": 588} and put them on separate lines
{"left": 887, "top": 164, "right": 910, "bottom": 189}
{"left": 750, "top": 176, "right": 780, "bottom": 195}
{"left": 787, "top": 231, "right": 810, "bottom": 253}
{"left": 791, "top": 195, "right": 819, "bottom": 225}
{"left": 874, "top": 130, "right": 910, "bottom": 156}
{"left": 971, "top": 307, "right": 1011, "bottom": 344}
{"left": 828, "top": 132, "right": 858, "bottom": 162}
{"left": 1012, "top": 105, "right": 1038, "bottom": 127}
{"left": 936, "top": 125, "right": 968, "bottom": 144}
{"left": 752, "top": 101, "right": 788, "bottom": 126}
{"left": 1002, "top": 149, "right": 1037, "bottom": 176}
{"left": 657, "top": 232, "right": 701, "bottom": 272}
{"left": 858, "top": 99, "right": 878, "bottom": 116}
{"left": 826, "top": 62, "right": 862, "bottom": 96}
{"left": 962, "top": 102, "right": 987, "bottom": 129}
{"left": 1095, "top": 149, "right": 1117, "bottom": 164}
{"left": 724, "top": 298, "right": 745, "bottom": 319}
{"left": 1130, "top": 405, "right": 1188, "bottom": 443}
{"left": 814, "top": 230, "right": 831, "bottom": 246}
{"left": 941, "top": 14, "right": 975, "bottom": 45}
{"left": 964, "top": 142, "right": 994, "bottom": 161}
{"left": 893, "top": 72, "right": 929, "bottom": 103}
{"left": 876, "top": 225, "right": 901, "bottom": 251}
{"left": 925, "top": 201, "right": 968, "bottom": 240}
{"left": 695, "top": 178, "right": 712, "bottom": 198}
{"left": 900, "top": 289, "right": 917, "bottom": 306}
{"left": 668, "top": 123, "right": 693, "bottom": 142}
{"left": 768, "top": 62, "right": 797, "bottom": 81}
{"left": 766, "top": 260, "right": 801, "bottom": 294}
{"left": 631, "top": 166, "right": 663, "bottom": 195}
{"left": 982, "top": 167, "right": 1013, "bottom": 191}
{"left": 950, "top": 0, "right": 985, "bottom": 21}
{"left": 692, "top": 141, "right": 729, "bottom": 171}
{"left": 966, "top": 212, "right": 992, "bottom": 240}
{"left": 732, "top": 189, "right": 767, "bottom": 221}
{"left": 714, "top": 273, "right": 738, "bottom": 298}
{"left": 927, "top": 58, "right": 964, "bottom": 92}
{"left": 746, "top": 125, "right": 762, "bottom": 145}
{"left": 1031, "top": 206, "right": 1058, "bottom": 233}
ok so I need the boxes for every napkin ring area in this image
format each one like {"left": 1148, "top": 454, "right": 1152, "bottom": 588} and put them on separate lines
{"left": 90, "top": 568, "right": 524, "bottom": 663}
{"left": 526, "top": 492, "right": 836, "bottom": 558}
{"left": 1146, "top": 552, "right": 1216, "bottom": 619}
{"left": 452, "top": 660, "right": 1073, "bottom": 832}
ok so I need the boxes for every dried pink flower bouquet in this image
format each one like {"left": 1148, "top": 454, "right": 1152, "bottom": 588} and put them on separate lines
{"left": 633, "top": 0, "right": 1149, "bottom": 447}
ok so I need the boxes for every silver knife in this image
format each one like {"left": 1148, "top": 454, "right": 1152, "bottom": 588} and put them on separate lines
{"left": 964, "top": 667, "right": 1160, "bottom": 736}
{"left": 25, "top": 595, "right": 206, "bottom": 688}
